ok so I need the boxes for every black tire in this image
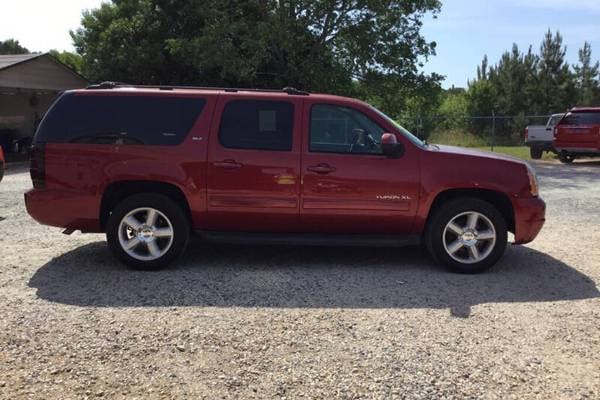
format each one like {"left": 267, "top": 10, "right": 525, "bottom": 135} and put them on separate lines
{"left": 558, "top": 152, "right": 575, "bottom": 164}
{"left": 530, "top": 147, "right": 543, "bottom": 160}
{"left": 425, "top": 198, "right": 508, "bottom": 274}
{"left": 106, "top": 193, "right": 190, "bottom": 270}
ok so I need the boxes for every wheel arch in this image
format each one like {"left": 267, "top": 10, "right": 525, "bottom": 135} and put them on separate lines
{"left": 426, "top": 188, "right": 515, "bottom": 233}
{"left": 100, "top": 180, "right": 192, "bottom": 232}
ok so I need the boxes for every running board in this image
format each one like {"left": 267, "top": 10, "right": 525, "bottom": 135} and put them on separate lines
{"left": 196, "top": 231, "right": 421, "bottom": 247}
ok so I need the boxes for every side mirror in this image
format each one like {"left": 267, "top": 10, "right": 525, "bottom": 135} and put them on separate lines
{"left": 381, "top": 133, "right": 405, "bottom": 158}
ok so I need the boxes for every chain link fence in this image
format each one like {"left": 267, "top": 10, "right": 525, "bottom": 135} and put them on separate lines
{"left": 407, "top": 114, "right": 554, "bottom": 150}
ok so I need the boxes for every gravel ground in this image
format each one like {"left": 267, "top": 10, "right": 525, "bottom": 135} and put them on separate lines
{"left": 0, "top": 160, "right": 599, "bottom": 399}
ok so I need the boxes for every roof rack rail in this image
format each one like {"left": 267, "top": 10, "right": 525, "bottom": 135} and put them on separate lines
{"left": 282, "top": 87, "right": 310, "bottom": 96}
{"left": 86, "top": 82, "right": 311, "bottom": 96}
{"left": 86, "top": 81, "right": 128, "bottom": 89}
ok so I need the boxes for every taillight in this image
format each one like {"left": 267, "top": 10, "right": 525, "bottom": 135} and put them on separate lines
{"left": 524, "top": 128, "right": 528, "bottom": 140}
{"left": 29, "top": 144, "right": 46, "bottom": 189}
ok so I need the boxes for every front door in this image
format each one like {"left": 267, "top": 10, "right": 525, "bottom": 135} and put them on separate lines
{"left": 206, "top": 96, "right": 302, "bottom": 232}
{"left": 300, "top": 102, "right": 420, "bottom": 234}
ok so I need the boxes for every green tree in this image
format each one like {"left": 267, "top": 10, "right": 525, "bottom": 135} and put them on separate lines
{"left": 484, "top": 44, "right": 539, "bottom": 137}
{"left": 466, "top": 79, "right": 496, "bottom": 135}
{"left": 537, "top": 30, "right": 576, "bottom": 113}
{"left": 71, "top": 0, "right": 441, "bottom": 98}
{"left": 0, "top": 38, "right": 30, "bottom": 54}
{"left": 393, "top": 75, "right": 443, "bottom": 138}
{"left": 476, "top": 55, "right": 488, "bottom": 81}
{"left": 49, "top": 50, "right": 83, "bottom": 74}
{"left": 488, "top": 44, "right": 525, "bottom": 116}
{"left": 573, "top": 42, "right": 600, "bottom": 106}
{"left": 437, "top": 89, "right": 468, "bottom": 130}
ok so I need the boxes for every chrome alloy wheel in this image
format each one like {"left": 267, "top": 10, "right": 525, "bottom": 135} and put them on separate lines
{"left": 442, "top": 211, "right": 497, "bottom": 264}
{"left": 118, "top": 207, "right": 174, "bottom": 261}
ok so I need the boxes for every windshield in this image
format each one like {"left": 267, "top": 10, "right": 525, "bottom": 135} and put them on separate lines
{"left": 369, "top": 105, "right": 425, "bottom": 148}
{"left": 548, "top": 114, "right": 564, "bottom": 127}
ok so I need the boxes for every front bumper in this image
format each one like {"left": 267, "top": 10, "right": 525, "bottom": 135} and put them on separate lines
{"left": 513, "top": 196, "right": 546, "bottom": 244}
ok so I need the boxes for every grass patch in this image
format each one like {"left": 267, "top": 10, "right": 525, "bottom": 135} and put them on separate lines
{"left": 428, "top": 129, "right": 555, "bottom": 161}
{"left": 428, "top": 129, "right": 489, "bottom": 147}
{"left": 473, "top": 146, "right": 555, "bottom": 161}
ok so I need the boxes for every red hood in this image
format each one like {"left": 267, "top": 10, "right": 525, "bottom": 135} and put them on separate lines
{"left": 431, "top": 144, "right": 527, "bottom": 165}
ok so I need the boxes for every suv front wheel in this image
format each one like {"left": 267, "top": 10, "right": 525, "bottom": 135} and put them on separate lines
{"left": 425, "top": 198, "right": 508, "bottom": 274}
{"left": 106, "top": 193, "right": 190, "bottom": 270}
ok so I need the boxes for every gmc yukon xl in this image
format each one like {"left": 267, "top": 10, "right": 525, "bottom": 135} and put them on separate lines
{"left": 25, "top": 83, "right": 546, "bottom": 273}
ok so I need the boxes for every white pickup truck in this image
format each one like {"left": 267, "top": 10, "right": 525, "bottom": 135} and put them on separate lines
{"left": 525, "top": 113, "right": 564, "bottom": 159}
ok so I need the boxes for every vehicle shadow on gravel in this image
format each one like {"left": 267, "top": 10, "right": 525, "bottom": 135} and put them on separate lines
{"left": 29, "top": 241, "right": 599, "bottom": 317}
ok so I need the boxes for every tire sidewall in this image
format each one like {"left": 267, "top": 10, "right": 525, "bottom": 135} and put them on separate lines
{"left": 530, "top": 147, "right": 543, "bottom": 159}
{"left": 106, "top": 193, "right": 190, "bottom": 270}
{"left": 426, "top": 198, "right": 508, "bottom": 274}
{"left": 559, "top": 153, "right": 574, "bottom": 164}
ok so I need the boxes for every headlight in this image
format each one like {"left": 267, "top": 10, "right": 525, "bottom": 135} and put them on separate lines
{"left": 526, "top": 163, "right": 539, "bottom": 197}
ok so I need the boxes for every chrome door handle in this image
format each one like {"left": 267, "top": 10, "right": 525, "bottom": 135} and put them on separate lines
{"left": 307, "top": 163, "right": 336, "bottom": 174}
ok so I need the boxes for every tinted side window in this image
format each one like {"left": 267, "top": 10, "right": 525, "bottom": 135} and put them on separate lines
{"left": 310, "top": 104, "right": 385, "bottom": 154}
{"left": 35, "top": 93, "right": 205, "bottom": 145}
{"left": 219, "top": 100, "right": 294, "bottom": 151}
{"left": 34, "top": 92, "right": 71, "bottom": 144}
{"left": 560, "top": 112, "right": 600, "bottom": 126}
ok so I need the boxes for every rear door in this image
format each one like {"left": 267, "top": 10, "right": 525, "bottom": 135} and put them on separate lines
{"left": 557, "top": 112, "right": 600, "bottom": 150}
{"left": 205, "top": 95, "right": 303, "bottom": 232}
{"left": 299, "top": 100, "right": 421, "bottom": 234}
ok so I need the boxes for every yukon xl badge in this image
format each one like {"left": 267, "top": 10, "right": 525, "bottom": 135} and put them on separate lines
{"left": 377, "top": 195, "right": 412, "bottom": 201}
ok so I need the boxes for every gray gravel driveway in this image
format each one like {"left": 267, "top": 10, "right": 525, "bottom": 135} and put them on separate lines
{"left": 0, "top": 160, "right": 599, "bottom": 399}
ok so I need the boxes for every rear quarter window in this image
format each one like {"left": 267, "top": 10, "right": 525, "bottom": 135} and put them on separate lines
{"left": 35, "top": 93, "right": 206, "bottom": 145}
{"left": 559, "top": 112, "right": 600, "bottom": 126}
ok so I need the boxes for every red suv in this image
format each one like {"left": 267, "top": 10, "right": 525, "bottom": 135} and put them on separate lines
{"left": 554, "top": 107, "right": 600, "bottom": 163}
{"left": 25, "top": 83, "right": 546, "bottom": 273}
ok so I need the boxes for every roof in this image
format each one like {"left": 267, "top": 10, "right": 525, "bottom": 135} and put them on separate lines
{"left": 86, "top": 82, "right": 311, "bottom": 96}
{"left": 571, "top": 107, "right": 600, "bottom": 112}
{"left": 0, "top": 53, "right": 88, "bottom": 90}
{"left": 78, "top": 82, "right": 357, "bottom": 104}
{"left": 0, "top": 53, "right": 42, "bottom": 70}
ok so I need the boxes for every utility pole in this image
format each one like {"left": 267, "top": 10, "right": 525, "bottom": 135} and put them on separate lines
{"left": 491, "top": 110, "right": 496, "bottom": 152}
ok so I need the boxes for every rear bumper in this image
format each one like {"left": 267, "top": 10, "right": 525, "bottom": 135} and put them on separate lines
{"left": 24, "top": 189, "right": 101, "bottom": 232}
{"left": 513, "top": 196, "right": 546, "bottom": 244}
{"left": 554, "top": 146, "right": 600, "bottom": 155}
{"left": 525, "top": 141, "right": 554, "bottom": 151}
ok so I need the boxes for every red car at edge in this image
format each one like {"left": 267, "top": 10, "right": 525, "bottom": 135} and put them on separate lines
{"left": 554, "top": 107, "right": 600, "bottom": 163}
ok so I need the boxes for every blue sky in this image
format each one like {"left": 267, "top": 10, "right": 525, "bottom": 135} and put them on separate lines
{"left": 422, "top": 0, "right": 600, "bottom": 88}
{"left": 1, "top": 0, "right": 599, "bottom": 90}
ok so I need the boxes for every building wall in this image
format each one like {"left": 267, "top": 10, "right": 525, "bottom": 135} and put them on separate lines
{"left": 0, "top": 89, "right": 58, "bottom": 142}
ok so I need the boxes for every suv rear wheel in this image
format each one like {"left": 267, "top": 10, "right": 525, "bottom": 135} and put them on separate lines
{"left": 425, "top": 198, "right": 508, "bottom": 274}
{"left": 106, "top": 193, "right": 190, "bottom": 269}
{"left": 558, "top": 152, "right": 575, "bottom": 164}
